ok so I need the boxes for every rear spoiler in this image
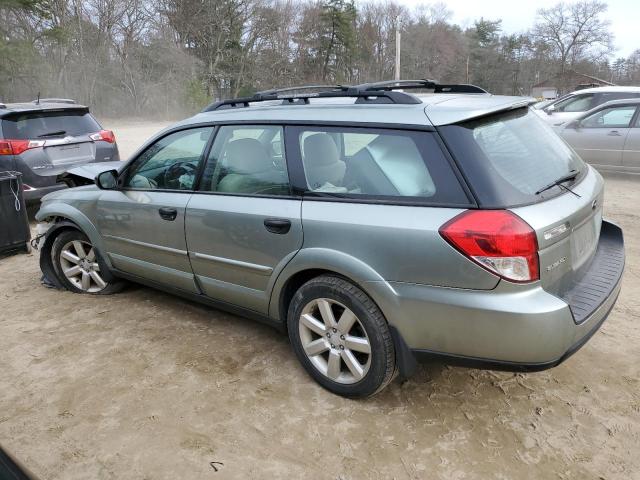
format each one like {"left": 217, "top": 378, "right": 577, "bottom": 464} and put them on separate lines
{"left": 1, "top": 105, "right": 89, "bottom": 118}
{"left": 425, "top": 97, "right": 538, "bottom": 126}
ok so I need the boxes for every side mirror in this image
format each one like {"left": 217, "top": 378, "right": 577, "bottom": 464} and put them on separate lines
{"left": 545, "top": 104, "right": 556, "bottom": 115}
{"left": 95, "top": 169, "right": 118, "bottom": 190}
{"left": 566, "top": 120, "right": 580, "bottom": 129}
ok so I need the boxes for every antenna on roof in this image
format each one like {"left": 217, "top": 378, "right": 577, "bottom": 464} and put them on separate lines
{"left": 36, "top": 92, "right": 40, "bottom": 105}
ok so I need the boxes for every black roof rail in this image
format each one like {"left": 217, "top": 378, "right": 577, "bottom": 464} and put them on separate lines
{"left": 356, "top": 79, "right": 488, "bottom": 94}
{"left": 256, "top": 85, "right": 346, "bottom": 96}
{"left": 202, "top": 85, "right": 422, "bottom": 112}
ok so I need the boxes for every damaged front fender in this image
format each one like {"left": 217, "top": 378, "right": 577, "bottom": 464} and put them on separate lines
{"left": 37, "top": 220, "right": 117, "bottom": 290}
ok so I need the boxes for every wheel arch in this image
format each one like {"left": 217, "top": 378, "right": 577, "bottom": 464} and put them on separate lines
{"left": 36, "top": 204, "right": 116, "bottom": 288}
{"left": 269, "top": 248, "right": 385, "bottom": 320}
{"left": 36, "top": 202, "right": 110, "bottom": 267}
{"left": 268, "top": 248, "right": 418, "bottom": 379}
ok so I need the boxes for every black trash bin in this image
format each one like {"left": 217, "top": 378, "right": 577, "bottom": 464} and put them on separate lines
{"left": 0, "top": 171, "right": 31, "bottom": 255}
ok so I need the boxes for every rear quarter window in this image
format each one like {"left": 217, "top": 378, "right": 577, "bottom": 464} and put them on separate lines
{"left": 1, "top": 110, "right": 101, "bottom": 139}
{"left": 289, "top": 126, "right": 471, "bottom": 206}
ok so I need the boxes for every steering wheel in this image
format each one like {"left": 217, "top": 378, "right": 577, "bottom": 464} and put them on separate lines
{"left": 164, "top": 161, "right": 198, "bottom": 189}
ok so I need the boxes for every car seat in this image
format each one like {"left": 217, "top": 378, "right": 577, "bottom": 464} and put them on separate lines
{"left": 302, "top": 134, "right": 346, "bottom": 190}
{"left": 216, "top": 138, "right": 286, "bottom": 194}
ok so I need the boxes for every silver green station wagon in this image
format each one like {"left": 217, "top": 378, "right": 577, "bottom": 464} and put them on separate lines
{"left": 35, "top": 81, "right": 625, "bottom": 398}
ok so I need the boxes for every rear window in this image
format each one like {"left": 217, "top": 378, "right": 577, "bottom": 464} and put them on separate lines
{"left": 291, "top": 126, "right": 470, "bottom": 205}
{"left": 439, "top": 108, "right": 586, "bottom": 207}
{"left": 1, "top": 110, "right": 101, "bottom": 139}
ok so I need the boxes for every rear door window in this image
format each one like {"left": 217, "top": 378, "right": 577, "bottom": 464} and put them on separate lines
{"left": 290, "top": 126, "right": 470, "bottom": 205}
{"left": 1, "top": 110, "right": 101, "bottom": 139}
{"left": 199, "top": 125, "right": 290, "bottom": 196}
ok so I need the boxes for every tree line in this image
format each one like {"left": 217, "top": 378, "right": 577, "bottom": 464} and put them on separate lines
{"left": 1, "top": 0, "right": 638, "bottom": 118}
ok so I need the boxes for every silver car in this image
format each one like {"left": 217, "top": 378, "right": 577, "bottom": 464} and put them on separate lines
{"left": 0, "top": 99, "right": 119, "bottom": 202}
{"left": 35, "top": 81, "right": 625, "bottom": 398}
{"left": 534, "top": 86, "right": 640, "bottom": 129}
{"left": 560, "top": 98, "right": 640, "bottom": 172}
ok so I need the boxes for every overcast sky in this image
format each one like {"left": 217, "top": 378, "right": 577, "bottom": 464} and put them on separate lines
{"left": 393, "top": 0, "right": 638, "bottom": 58}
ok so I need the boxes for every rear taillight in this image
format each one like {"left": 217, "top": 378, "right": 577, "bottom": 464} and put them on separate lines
{"left": 439, "top": 210, "right": 539, "bottom": 283}
{"left": 0, "top": 139, "right": 45, "bottom": 155}
{"left": 89, "top": 130, "right": 115, "bottom": 143}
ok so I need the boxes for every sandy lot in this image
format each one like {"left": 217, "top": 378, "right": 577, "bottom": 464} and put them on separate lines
{"left": 1, "top": 123, "right": 639, "bottom": 479}
{"left": 103, "top": 120, "right": 173, "bottom": 160}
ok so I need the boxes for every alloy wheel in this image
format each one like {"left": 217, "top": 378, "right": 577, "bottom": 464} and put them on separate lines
{"left": 298, "top": 298, "right": 372, "bottom": 384}
{"left": 58, "top": 240, "right": 107, "bottom": 293}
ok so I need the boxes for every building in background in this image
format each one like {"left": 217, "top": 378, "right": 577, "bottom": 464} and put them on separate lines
{"left": 531, "top": 71, "right": 615, "bottom": 99}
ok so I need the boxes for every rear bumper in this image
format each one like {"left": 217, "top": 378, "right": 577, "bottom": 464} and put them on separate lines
{"left": 368, "top": 220, "right": 624, "bottom": 375}
{"left": 410, "top": 279, "right": 620, "bottom": 373}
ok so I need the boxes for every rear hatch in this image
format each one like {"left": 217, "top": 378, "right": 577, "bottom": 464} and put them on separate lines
{"left": 1, "top": 108, "right": 110, "bottom": 176}
{"left": 438, "top": 107, "right": 604, "bottom": 299}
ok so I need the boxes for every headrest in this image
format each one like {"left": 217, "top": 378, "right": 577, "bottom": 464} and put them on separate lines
{"left": 303, "top": 134, "right": 340, "bottom": 166}
{"left": 226, "top": 138, "right": 270, "bottom": 174}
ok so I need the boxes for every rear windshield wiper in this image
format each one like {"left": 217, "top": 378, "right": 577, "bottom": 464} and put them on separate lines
{"left": 535, "top": 170, "right": 581, "bottom": 197}
{"left": 37, "top": 130, "right": 67, "bottom": 138}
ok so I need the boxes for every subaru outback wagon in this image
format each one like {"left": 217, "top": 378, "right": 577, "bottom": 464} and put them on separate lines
{"left": 35, "top": 81, "right": 625, "bottom": 398}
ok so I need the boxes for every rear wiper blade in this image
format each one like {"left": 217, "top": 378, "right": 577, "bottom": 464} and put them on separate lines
{"left": 37, "top": 130, "right": 66, "bottom": 137}
{"left": 535, "top": 170, "right": 580, "bottom": 197}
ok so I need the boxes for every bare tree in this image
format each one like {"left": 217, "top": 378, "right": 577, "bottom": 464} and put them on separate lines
{"left": 1, "top": 0, "right": 635, "bottom": 116}
{"left": 532, "top": 0, "right": 613, "bottom": 93}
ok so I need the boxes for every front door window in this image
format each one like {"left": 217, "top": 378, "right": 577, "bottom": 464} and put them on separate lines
{"left": 124, "top": 127, "right": 213, "bottom": 190}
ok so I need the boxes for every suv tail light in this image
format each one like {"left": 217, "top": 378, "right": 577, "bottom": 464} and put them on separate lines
{"left": 89, "top": 130, "right": 115, "bottom": 143}
{"left": 439, "top": 210, "right": 539, "bottom": 283}
{"left": 0, "top": 139, "right": 45, "bottom": 156}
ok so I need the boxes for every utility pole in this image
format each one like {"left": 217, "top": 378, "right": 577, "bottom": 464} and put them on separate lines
{"left": 395, "top": 17, "right": 401, "bottom": 81}
{"left": 466, "top": 56, "right": 469, "bottom": 83}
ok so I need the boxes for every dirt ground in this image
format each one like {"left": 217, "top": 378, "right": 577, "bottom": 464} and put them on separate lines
{"left": 1, "top": 122, "right": 639, "bottom": 479}
{"left": 104, "top": 120, "right": 173, "bottom": 160}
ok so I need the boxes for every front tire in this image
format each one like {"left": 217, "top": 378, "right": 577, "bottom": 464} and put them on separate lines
{"left": 287, "top": 275, "right": 396, "bottom": 398}
{"left": 50, "top": 229, "right": 122, "bottom": 294}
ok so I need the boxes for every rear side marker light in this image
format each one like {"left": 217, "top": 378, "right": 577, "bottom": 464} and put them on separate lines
{"left": 90, "top": 130, "right": 116, "bottom": 143}
{"left": 439, "top": 210, "right": 540, "bottom": 283}
{"left": 0, "top": 139, "right": 45, "bottom": 155}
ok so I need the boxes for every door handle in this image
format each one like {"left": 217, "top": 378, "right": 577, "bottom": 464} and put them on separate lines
{"left": 608, "top": 130, "right": 622, "bottom": 136}
{"left": 159, "top": 207, "right": 178, "bottom": 221}
{"left": 264, "top": 218, "right": 291, "bottom": 234}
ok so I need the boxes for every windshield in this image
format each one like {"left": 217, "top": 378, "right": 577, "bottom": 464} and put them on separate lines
{"left": 553, "top": 94, "right": 595, "bottom": 112}
{"left": 439, "top": 108, "right": 586, "bottom": 207}
{"left": 1, "top": 110, "right": 100, "bottom": 139}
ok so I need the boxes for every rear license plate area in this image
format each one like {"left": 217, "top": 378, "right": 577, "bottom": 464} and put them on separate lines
{"left": 571, "top": 211, "right": 602, "bottom": 270}
{"left": 47, "top": 142, "right": 94, "bottom": 164}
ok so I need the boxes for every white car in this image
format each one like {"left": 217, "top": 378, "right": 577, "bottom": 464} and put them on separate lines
{"left": 534, "top": 86, "right": 640, "bottom": 129}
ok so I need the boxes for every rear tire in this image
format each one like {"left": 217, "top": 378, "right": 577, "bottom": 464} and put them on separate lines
{"left": 287, "top": 275, "right": 396, "bottom": 398}
{"left": 50, "top": 229, "right": 123, "bottom": 295}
